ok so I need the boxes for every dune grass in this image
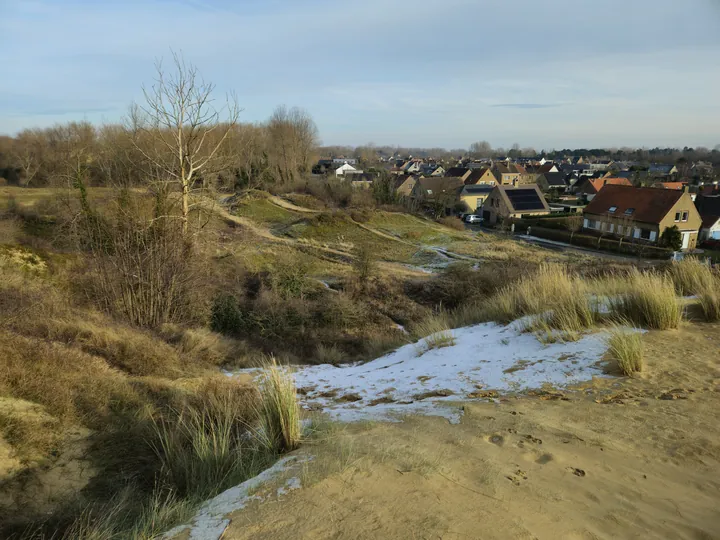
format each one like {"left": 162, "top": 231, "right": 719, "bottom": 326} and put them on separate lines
{"left": 698, "top": 284, "right": 720, "bottom": 322}
{"left": 411, "top": 313, "right": 456, "bottom": 355}
{"left": 606, "top": 325, "right": 644, "bottom": 376}
{"left": 667, "top": 258, "right": 715, "bottom": 296}
{"left": 610, "top": 270, "right": 682, "bottom": 330}
{"left": 255, "top": 358, "right": 302, "bottom": 453}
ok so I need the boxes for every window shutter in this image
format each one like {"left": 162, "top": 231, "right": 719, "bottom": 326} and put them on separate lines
{"left": 583, "top": 218, "right": 589, "bottom": 228}
{"left": 633, "top": 228, "right": 641, "bottom": 239}
{"left": 649, "top": 231, "right": 657, "bottom": 242}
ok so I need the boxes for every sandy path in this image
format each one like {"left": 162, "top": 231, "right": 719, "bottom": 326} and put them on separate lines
{"left": 220, "top": 322, "right": 720, "bottom": 540}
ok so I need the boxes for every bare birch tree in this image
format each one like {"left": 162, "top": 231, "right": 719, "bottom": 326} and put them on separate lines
{"left": 130, "top": 52, "right": 242, "bottom": 234}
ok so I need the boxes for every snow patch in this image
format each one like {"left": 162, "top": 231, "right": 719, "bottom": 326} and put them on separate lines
{"left": 164, "top": 455, "right": 310, "bottom": 540}
{"left": 230, "top": 319, "right": 621, "bottom": 424}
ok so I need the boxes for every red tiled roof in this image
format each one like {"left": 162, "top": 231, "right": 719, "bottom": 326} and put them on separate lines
{"left": 653, "top": 182, "right": 685, "bottom": 190}
{"left": 584, "top": 185, "right": 685, "bottom": 224}
{"left": 587, "top": 177, "right": 632, "bottom": 193}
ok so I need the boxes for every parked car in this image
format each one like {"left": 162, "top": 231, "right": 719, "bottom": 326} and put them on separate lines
{"left": 465, "top": 214, "right": 483, "bottom": 223}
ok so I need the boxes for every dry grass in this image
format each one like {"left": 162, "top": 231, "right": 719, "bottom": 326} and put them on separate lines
{"left": 411, "top": 314, "right": 456, "bottom": 355}
{"left": 667, "top": 258, "right": 715, "bottom": 296}
{"left": 315, "top": 343, "right": 345, "bottom": 365}
{"left": 698, "top": 282, "right": 720, "bottom": 322}
{"left": 256, "top": 358, "right": 302, "bottom": 453}
{"left": 610, "top": 271, "right": 682, "bottom": 330}
{"left": 606, "top": 325, "right": 644, "bottom": 376}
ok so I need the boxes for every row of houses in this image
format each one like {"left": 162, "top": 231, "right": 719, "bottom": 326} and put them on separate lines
{"left": 406, "top": 172, "right": 720, "bottom": 252}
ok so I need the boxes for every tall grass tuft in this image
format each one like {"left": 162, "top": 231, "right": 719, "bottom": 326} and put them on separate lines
{"left": 611, "top": 270, "right": 681, "bottom": 330}
{"left": 256, "top": 358, "right": 302, "bottom": 453}
{"left": 151, "top": 381, "right": 264, "bottom": 501}
{"left": 667, "top": 258, "right": 715, "bottom": 296}
{"left": 698, "top": 282, "right": 720, "bottom": 322}
{"left": 606, "top": 325, "right": 644, "bottom": 376}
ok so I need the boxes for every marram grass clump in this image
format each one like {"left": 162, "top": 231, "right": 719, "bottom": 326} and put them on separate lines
{"left": 606, "top": 325, "right": 644, "bottom": 376}
{"left": 611, "top": 270, "right": 681, "bottom": 330}
{"left": 256, "top": 357, "right": 302, "bottom": 453}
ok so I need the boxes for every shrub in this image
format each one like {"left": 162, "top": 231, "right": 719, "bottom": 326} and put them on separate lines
{"left": 315, "top": 343, "right": 345, "bottom": 364}
{"left": 352, "top": 243, "right": 377, "bottom": 291}
{"left": 210, "top": 293, "right": 245, "bottom": 335}
{"left": 611, "top": 271, "right": 681, "bottom": 330}
{"left": 606, "top": 325, "right": 644, "bottom": 376}
{"left": 437, "top": 216, "right": 465, "bottom": 231}
{"left": 255, "top": 358, "right": 301, "bottom": 453}
{"left": 660, "top": 225, "right": 682, "bottom": 251}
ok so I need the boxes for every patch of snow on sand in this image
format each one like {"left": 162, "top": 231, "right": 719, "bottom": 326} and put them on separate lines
{"left": 163, "top": 456, "right": 310, "bottom": 540}
{"left": 287, "top": 321, "right": 612, "bottom": 423}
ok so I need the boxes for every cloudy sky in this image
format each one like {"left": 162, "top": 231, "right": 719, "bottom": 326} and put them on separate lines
{"left": 1, "top": 0, "right": 719, "bottom": 149}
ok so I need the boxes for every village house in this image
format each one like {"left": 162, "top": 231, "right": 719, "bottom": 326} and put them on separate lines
{"left": 575, "top": 177, "right": 632, "bottom": 200}
{"left": 652, "top": 181, "right": 686, "bottom": 190}
{"left": 412, "top": 177, "right": 465, "bottom": 214}
{"left": 335, "top": 163, "right": 364, "bottom": 177}
{"left": 582, "top": 185, "right": 701, "bottom": 251}
{"left": 393, "top": 175, "right": 417, "bottom": 197}
{"left": 458, "top": 185, "right": 494, "bottom": 213}
{"left": 463, "top": 167, "right": 497, "bottom": 186}
{"left": 481, "top": 184, "right": 550, "bottom": 225}
{"left": 536, "top": 172, "right": 568, "bottom": 192}
{"left": 491, "top": 163, "right": 523, "bottom": 186}
{"left": 695, "top": 194, "right": 720, "bottom": 241}
{"left": 444, "top": 167, "right": 472, "bottom": 182}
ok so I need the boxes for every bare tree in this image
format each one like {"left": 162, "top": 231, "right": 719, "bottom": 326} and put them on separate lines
{"left": 565, "top": 214, "right": 583, "bottom": 244}
{"left": 267, "top": 105, "right": 319, "bottom": 185}
{"left": 130, "top": 52, "right": 242, "bottom": 234}
{"left": 469, "top": 141, "right": 492, "bottom": 158}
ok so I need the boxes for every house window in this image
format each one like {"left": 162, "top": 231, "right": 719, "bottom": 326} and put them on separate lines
{"left": 608, "top": 206, "right": 617, "bottom": 213}
{"left": 674, "top": 212, "right": 681, "bottom": 222}
{"left": 625, "top": 208, "right": 635, "bottom": 216}
{"left": 682, "top": 211, "right": 689, "bottom": 222}
{"left": 617, "top": 225, "right": 624, "bottom": 235}
{"left": 586, "top": 219, "right": 597, "bottom": 229}
{"left": 427, "top": 189, "right": 433, "bottom": 195}
{"left": 640, "top": 229, "right": 652, "bottom": 240}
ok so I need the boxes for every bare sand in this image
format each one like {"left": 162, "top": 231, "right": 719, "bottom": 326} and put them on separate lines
{"left": 222, "top": 322, "right": 720, "bottom": 539}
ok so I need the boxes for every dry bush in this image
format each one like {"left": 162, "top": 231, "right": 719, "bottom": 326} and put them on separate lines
{"left": 606, "top": 325, "right": 644, "bottom": 376}
{"left": 610, "top": 270, "right": 681, "bottom": 330}
{"left": 72, "top": 187, "right": 208, "bottom": 328}
{"left": 315, "top": 343, "right": 345, "bottom": 364}
{"left": 160, "top": 324, "right": 250, "bottom": 367}
{"left": 437, "top": 216, "right": 465, "bottom": 231}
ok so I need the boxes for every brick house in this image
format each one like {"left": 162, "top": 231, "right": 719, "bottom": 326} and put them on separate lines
{"left": 582, "top": 185, "right": 701, "bottom": 251}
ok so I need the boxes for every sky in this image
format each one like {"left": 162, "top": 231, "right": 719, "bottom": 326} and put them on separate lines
{"left": 1, "top": 0, "right": 720, "bottom": 150}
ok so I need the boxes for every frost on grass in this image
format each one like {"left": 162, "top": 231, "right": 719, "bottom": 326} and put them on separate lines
{"left": 231, "top": 319, "right": 616, "bottom": 424}
{"left": 164, "top": 455, "right": 310, "bottom": 540}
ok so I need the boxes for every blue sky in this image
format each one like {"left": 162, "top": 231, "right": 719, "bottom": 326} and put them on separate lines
{"left": 1, "top": 0, "right": 720, "bottom": 150}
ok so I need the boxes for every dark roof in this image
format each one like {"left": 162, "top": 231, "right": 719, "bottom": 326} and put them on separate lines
{"left": 542, "top": 172, "right": 567, "bottom": 187}
{"left": 464, "top": 167, "right": 492, "bottom": 185}
{"left": 393, "top": 175, "right": 414, "bottom": 188}
{"left": 462, "top": 185, "right": 495, "bottom": 195}
{"left": 417, "top": 176, "right": 465, "bottom": 195}
{"left": 445, "top": 167, "right": 470, "bottom": 178}
{"left": 695, "top": 195, "right": 720, "bottom": 228}
{"left": 537, "top": 163, "right": 557, "bottom": 174}
{"left": 584, "top": 185, "right": 685, "bottom": 224}
{"left": 496, "top": 185, "right": 550, "bottom": 213}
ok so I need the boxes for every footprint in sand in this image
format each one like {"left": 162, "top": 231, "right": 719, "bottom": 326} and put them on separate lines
{"left": 536, "top": 454, "right": 554, "bottom": 465}
{"left": 488, "top": 434, "right": 504, "bottom": 446}
{"left": 567, "top": 467, "right": 586, "bottom": 477}
{"left": 506, "top": 469, "right": 528, "bottom": 486}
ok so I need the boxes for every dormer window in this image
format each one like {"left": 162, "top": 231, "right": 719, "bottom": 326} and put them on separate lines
{"left": 608, "top": 206, "right": 617, "bottom": 213}
{"left": 625, "top": 208, "right": 635, "bottom": 216}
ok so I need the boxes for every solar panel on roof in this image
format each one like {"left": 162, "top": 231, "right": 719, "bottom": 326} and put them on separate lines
{"left": 505, "top": 189, "right": 545, "bottom": 211}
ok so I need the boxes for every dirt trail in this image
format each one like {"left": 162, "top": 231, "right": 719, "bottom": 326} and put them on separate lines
{"left": 209, "top": 199, "right": 430, "bottom": 278}
{"left": 220, "top": 322, "right": 720, "bottom": 539}
{"left": 267, "top": 195, "right": 320, "bottom": 214}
